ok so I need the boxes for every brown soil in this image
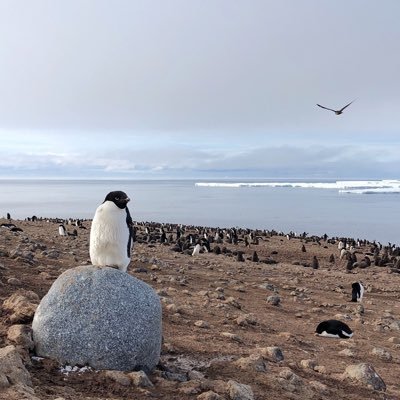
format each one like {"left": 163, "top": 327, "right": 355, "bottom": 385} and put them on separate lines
{"left": 1, "top": 219, "right": 399, "bottom": 400}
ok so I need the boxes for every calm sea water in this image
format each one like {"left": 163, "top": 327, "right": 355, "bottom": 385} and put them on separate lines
{"left": 0, "top": 179, "right": 399, "bottom": 244}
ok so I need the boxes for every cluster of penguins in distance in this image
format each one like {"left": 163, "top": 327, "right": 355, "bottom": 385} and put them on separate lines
{"left": 88, "top": 191, "right": 371, "bottom": 340}
{"left": 3, "top": 190, "right": 395, "bottom": 340}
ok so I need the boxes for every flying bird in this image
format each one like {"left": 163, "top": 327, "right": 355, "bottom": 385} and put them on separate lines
{"left": 316, "top": 100, "right": 355, "bottom": 115}
{"left": 90, "top": 190, "right": 134, "bottom": 272}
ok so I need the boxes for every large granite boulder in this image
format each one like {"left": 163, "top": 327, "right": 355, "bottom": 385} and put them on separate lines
{"left": 32, "top": 266, "right": 162, "bottom": 372}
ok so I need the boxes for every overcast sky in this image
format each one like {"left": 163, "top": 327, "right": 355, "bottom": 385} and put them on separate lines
{"left": 0, "top": 0, "right": 399, "bottom": 179}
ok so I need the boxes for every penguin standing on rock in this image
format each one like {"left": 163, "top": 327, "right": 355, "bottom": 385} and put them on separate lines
{"left": 90, "top": 191, "right": 134, "bottom": 272}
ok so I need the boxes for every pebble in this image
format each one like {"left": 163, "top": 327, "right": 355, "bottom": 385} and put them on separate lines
{"left": 300, "top": 359, "right": 317, "bottom": 370}
{"left": 308, "top": 380, "right": 329, "bottom": 395}
{"left": 7, "top": 277, "right": 21, "bottom": 286}
{"left": 197, "top": 390, "right": 223, "bottom": 400}
{"left": 236, "top": 314, "right": 257, "bottom": 327}
{"left": 104, "top": 370, "right": 131, "bottom": 386}
{"left": 339, "top": 349, "right": 355, "bottom": 357}
{"left": 194, "top": 320, "right": 210, "bottom": 329}
{"left": 233, "top": 354, "right": 267, "bottom": 372}
{"left": 128, "top": 371, "right": 154, "bottom": 388}
{"left": 225, "top": 297, "right": 241, "bottom": 309}
{"left": 220, "top": 332, "right": 242, "bottom": 342}
{"left": 227, "top": 380, "right": 254, "bottom": 400}
{"left": 370, "top": 347, "right": 392, "bottom": 361}
{"left": 266, "top": 295, "right": 281, "bottom": 306}
{"left": 388, "top": 337, "right": 400, "bottom": 344}
{"left": 7, "top": 324, "right": 34, "bottom": 350}
{"left": 257, "top": 346, "right": 284, "bottom": 362}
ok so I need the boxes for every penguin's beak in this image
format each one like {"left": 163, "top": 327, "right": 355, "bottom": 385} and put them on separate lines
{"left": 126, "top": 197, "right": 130, "bottom": 203}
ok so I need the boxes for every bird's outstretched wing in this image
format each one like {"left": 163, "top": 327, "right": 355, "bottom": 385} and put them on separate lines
{"left": 317, "top": 104, "right": 336, "bottom": 112}
{"left": 339, "top": 100, "right": 355, "bottom": 112}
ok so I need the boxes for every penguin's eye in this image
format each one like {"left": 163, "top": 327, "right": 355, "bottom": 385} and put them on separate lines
{"left": 115, "top": 197, "right": 120, "bottom": 201}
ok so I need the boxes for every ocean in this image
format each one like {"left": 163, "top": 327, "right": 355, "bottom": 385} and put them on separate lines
{"left": 0, "top": 179, "right": 399, "bottom": 244}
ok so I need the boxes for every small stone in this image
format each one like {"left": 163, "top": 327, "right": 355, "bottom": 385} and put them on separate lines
{"left": 7, "top": 277, "right": 21, "bottom": 286}
{"left": 188, "top": 369, "right": 205, "bottom": 380}
{"left": 104, "top": 370, "right": 131, "bottom": 386}
{"left": 179, "top": 380, "right": 202, "bottom": 395}
{"left": 343, "top": 363, "right": 386, "bottom": 391}
{"left": 197, "top": 391, "right": 223, "bottom": 400}
{"left": 227, "top": 380, "right": 254, "bottom": 400}
{"left": 128, "top": 370, "right": 154, "bottom": 388}
{"left": 194, "top": 320, "right": 210, "bottom": 329}
{"left": 314, "top": 365, "right": 326, "bottom": 374}
{"left": 308, "top": 380, "right": 329, "bottom": 394}
{"left": 370, "top": 347, "right": 392, "bottom": 361}
{"left": 221, "top": 332, "right": 242, "bottom": 342}
{"left": 236, "top": 314, "right": 257, "bottom": 327}
{"left": 266, "top": 295, "right": 280, "bottom": 306}
{"left": 258, "top": 346, "right": 284, "bottom": 362}
{"left": 166, "top": 303, "right": 182, "bottom": 314}
{"left": 355, "top": 304, "right": 364, "bottom": 314}
{"left": 388, "top": 337, "right": 400, "bottom": 344}
{"left": 389, "top": 320, "right": 400, "bottom": 330}
{"left": 225, "top": 297, "right": 241, "bottom": 309}
{"left": 0, "top": 345, "right": 32, "bottom": 388}
{"left": 339, "top": 349, "right": 355, "bottom": 357}
{"left": 7, "top": 324, "right": 34, "bottom": 350}
{"left": 300, "top": 359, "right": 317, "bottom": 370}
{"left": 3, "top": 290, "right": 39, "bottom": 323}
{"left": 233, "top": 354, "right": 267, "bottom": 372}
{"left": 278, "top": 368, "right": 303, "bottom": 386}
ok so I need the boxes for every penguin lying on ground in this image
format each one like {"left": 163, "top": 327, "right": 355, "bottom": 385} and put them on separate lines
{"left": 315, "top": 320, "right": 353, "bottom": 339}
{"left": 90, "top": 191, "right": 134, "bottom": 272}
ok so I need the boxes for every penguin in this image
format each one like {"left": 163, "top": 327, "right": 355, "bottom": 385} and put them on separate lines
{"left": 192, "top": 243, "right": 201, "bottom": 256}
{"left": 89, "top": 191, "right": 134, "bottom": 272}
{"left": 315, "top": 320, "right": 353, "bottom": 339}
{"left": 351, "top": 282, "right": 364, "bottom": 302}
{"left": 58, "top": 224, "right": 67, "bottom": 236}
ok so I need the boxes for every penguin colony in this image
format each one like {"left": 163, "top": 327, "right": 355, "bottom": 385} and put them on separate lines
{"left": 7, "top": 198, "right": 400, "bottom": 342}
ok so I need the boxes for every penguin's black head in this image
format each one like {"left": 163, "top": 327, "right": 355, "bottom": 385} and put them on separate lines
{"left": 104, "top": 191, "right": 130, "bottom": 209}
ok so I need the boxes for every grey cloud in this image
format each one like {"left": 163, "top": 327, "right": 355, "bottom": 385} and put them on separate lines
{"left": 1, "top": 144, "right": 398, "bottom": 180}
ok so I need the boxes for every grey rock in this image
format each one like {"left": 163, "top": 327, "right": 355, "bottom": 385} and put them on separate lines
{"left": 343, "top": 363, "right": 386, "bottom": 391}
{"left": 0, "top": 345, "right": 32, "bottom": 388}
{"left": 370, "top": 347, "right": 392, "bottom": 361}
{"left": 7, "top": 325, "right": 34, "bottom": 350}
{"left": 227, "top": 380, "right": 254, "bottom": 400}
{"left": 233, "top": 354, "right": 267, "bottom": 372}
{"left": 32, "top": 266, "right": 162, "bottom": 372}
{"left": 46, "top": 250, "right": 60, "bottom": 259}
{"left": 261, "top": 346, "right": 284, "bottom": 362}
{"left": 3, "top": 290, "right": 39, "bottom": 323}
{"left": 104, "top": 370, "right": 131, "bottom": 386}
{"left": 266, "top": 295, "right": 280, "bottom": 306}
{"left": 128, "top": 370, "right": 154, "bottom": 387}
{"left": 197, "top": 391, "right": 223, "bottom": 400}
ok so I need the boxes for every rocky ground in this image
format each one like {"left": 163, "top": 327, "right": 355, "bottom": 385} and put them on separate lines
{"left": 0, "top": 218, "right": 400, "bottom": 400}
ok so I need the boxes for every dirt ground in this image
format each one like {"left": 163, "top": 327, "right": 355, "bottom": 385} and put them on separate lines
{"left": 0, "top": 218, "right": 399, "bottom": 400}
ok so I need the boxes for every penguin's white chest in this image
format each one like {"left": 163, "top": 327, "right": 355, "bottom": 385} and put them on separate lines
{"left": 89, "top": 202, "right": 130, "bottom": 272}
